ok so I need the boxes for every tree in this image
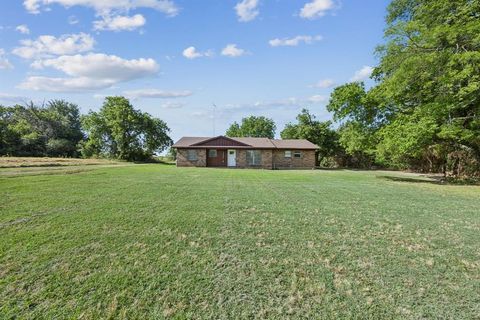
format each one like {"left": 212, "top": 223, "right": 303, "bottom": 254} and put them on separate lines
{"left": 0, "top": 101, "right": 83, "bottom": 157}
{"left": 326, "top": 0, "right": 480, "bottom": 177}
{"left": 81, "top": 96, "right": 172, "bottom": 161}
{"left": 226, "top": 116, "right": 276, "bottom": 138}
{"left": 280, "top": 109, "right": 339, "bottom": 165}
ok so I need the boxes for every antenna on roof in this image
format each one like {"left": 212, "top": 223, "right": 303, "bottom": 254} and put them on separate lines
{"left": 212, "top": 103, "right": 217, "bottom": 136}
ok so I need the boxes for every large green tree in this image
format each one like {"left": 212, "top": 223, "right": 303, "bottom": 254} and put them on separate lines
{"left": 225, "top": 116, "right": 276, "bottom": 138}
{"left": 0, "top": 100, "right": 83, "bottom": 157}
{"left": 81, "top": 96, "right": 172, "bottom": 161}
{"left": 328, "top": 0, "right": 480, "bottom": 176}
{"left": 281, "top": 109, "right": 339, "bottom": 164}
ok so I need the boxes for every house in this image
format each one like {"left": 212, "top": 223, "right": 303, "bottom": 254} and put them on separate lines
{"left": 172, "top": 136, "right": 319, "bottom": 169}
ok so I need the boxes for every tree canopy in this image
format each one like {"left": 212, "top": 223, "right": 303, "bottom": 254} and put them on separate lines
{"left": 226, "top": 116, "right": 276, "bottom": 139}
{"left": 0, "top": 100, "right": 83, "bottom": 157}
{"left": 281, "top": 109, "right": 339, "bottom": 164}
{"left": 327, "top": 0, "right": 480, "bottom": 176}
{"left": 81, "top": 96, "right": 172, "bottom": 161}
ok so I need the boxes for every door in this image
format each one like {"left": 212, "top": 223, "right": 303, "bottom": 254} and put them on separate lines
{"left": 227, "top": 149, "right": 236, "bottom": 167}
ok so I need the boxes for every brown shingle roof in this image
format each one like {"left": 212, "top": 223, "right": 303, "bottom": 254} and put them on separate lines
{"left": 173, "top": 136, "right": 319, "bottom": 150}
{"left": 271, "top": 139, "right": 319, "bottom": 149}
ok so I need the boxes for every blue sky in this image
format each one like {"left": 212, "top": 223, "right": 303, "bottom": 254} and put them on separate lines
{"left": 0, "top": 0, "right": 389, "bottom": 141}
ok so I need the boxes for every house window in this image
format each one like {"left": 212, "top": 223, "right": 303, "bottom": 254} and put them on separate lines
{"left": 246, "top": 150, "right": 262, "bottom": 166}
{"left": 208, "top": 149, "right": 217, "bottom": 158}
{"left": 294, "top": 151, "right": 302, "bottom": 158}
{"left": 187, "top": 149, "right": 197, "bottom": 161}
{"left": 284, "top": 150, "right": 292, "bottom": 158}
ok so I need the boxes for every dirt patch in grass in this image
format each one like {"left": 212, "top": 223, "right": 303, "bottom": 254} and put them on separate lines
{"left": 0, "top": 157, "right": 122, "bottom": 168}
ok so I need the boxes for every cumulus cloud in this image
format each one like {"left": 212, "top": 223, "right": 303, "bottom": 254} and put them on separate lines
{"left": 93, "top": 14, "right": 146, "bottom": 31}
{"left": 0, "top": 49, "right": 13, "bottom": 69}
{"left": 350, "top": 66, "right": 373, "bottom": 82}
{"left": 182, "top": 46, "right": 213, "bottom": 59}
{"left": 16, "top": 24, "right": 30, "bottom": 34}
{"left": 299, "top": 0, "right": 336, "bottom": 19}
{"left": 20, "top": 53, "right": 159, "bottom": 92}
{"left": 269, "top": 35, "right": 322, "bottom": 47}
{"left": 221, "top": 44, "right": 247, "bottom": 57}
{"left": 309, "top": 79, "right": 335, "bottom": 88}
{"left": 12, "top": 33, "right": 94, "bottom": 59}
{"left": 23, "top": 0, "right": 179, "bottom": 16}
{"left": 234, "top": 0, "right": 259, "bottom": 22}
{"left": 123, "top": 89, "right": 192, "bottom": 99}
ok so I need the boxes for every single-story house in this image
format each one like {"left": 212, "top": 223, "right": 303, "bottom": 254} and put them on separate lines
{"left": 172, "top": 135, "right": 319, "bottom": 169}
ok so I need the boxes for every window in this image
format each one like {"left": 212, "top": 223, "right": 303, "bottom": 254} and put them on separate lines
{"left": 246, "top": 150, "right": 262, "bottom": 166}
{"left": 187, "top": 149, "right": 197, "bottom": 161}
{"left": 294, "top": 151, "right": 302, "bottom": 158}
{"left": 284, "top": 150, "right": 292, "bottom": 158}
{"left": 208, "top": 149, "right": 217, "bottom": 158}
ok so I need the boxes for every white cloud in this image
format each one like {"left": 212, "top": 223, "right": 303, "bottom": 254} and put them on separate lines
{"left": 0, "top": 93, "right": 29, "bottom": 104}
{"left": 23, "top": 0, "right": 179, "bottom": 16}
{"left": 160, "top": 101, "right": 185, "bottom": 109}
{"left": 94, "top": 14, "right": 146, "bottom": 31}
{"left": 20, "top": 53, "right": 159, "bottom": 92}
{"left": 123, "top": 88, "right": 192, "bottom": 99}
{"left": 307, "top": 95, "right": 328, "bottom": 103}
{"left": 269, "top": 35, "right": 322, "bottom": 47}
{"left": 350, "top": 66, "right": 373, "bottom": 82}
{"left": 234, "top": 0, "right": 259, "bottom": 22}
{"left": 18, "top": 76, "right": 116, "bottom": 92}
{"left": 12, "top": 33, "right": 94, "bottom": 59}
{"left": 221, "top": 44, "right": 247, "bottom": 57}
{"left": 68, "top": 15, "right": 79, "bottom": 24}
{"left": 225, "top": 95, "right": 327, "bottom": 111}
{"left": 309, "top": 78, "right": 335, "bottom": 88}
{"left": 16, "top": 24, "right": 30, "bottom": 34}
{"left": 182, "top": 46, "right": 213, "bottom": 59}
{"left": 0, "top": 49, "right": 13, "bottom": 69}
{"left": 299, "top": 0, "right": 336, "bottom": 19}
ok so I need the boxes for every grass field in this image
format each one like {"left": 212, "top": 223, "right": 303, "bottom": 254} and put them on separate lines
{"left": 1, "top": 164, "right": 479, "bottom": 319}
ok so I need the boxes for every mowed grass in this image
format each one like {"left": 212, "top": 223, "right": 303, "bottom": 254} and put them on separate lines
{"left": 1, "top": 165, "right": 479, "bottom": 319}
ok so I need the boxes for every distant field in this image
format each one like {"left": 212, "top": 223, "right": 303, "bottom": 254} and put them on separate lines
{"left": 1, "top": 164, "right": 479, "bottom": 319}
{"left": 0, "top": 156, "right": 122, "bottom": 168}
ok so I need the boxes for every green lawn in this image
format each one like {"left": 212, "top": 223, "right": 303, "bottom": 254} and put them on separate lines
{"left": 1, "top": 165, "right": 479, "bottom": 319}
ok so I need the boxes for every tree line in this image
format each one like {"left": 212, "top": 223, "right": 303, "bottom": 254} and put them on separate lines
{"left": 0, "top": 96, "right": 172, "bottom": 161}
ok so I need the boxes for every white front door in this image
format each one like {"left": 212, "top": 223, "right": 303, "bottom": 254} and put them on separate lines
{"left": 227, "top": 149, "right": 236, "bottom": 167}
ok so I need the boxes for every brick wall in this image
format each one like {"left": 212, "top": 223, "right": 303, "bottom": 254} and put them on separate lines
{"left": 236, "top": 149, "right": 272, "bottom": 169}
{"left": 272, "top": 150, "right": 316, "bottom": 169}
{"left": 176, "top": 148, "right": 206, "bottom": 167}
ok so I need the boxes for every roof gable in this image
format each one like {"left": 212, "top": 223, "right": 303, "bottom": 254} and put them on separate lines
{"left": 192, "top": 136, "right": 251, "bottom": 147}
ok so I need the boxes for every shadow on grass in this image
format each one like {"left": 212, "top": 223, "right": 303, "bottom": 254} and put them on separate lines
{"left": 378, "top": 175, "right": 479, "bottom": 186}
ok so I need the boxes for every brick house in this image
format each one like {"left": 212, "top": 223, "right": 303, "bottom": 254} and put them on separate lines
{"left": 172, "top": 136, "right": 319, "bottom": 169}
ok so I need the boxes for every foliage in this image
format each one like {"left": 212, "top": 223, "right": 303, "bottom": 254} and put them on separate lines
{"left": 81, "top": 96, "right": 172, "bottom": 161}
{"left": 226, "top": 116, "right": 276, "bottom": 138}
{"left": 281, "top": 109, "right": 339, "bottom": 164}
{"left": 327, "top": 0, "right": 480, "bottom": 177}
{"left": 0, "top": 100, "right": 83, "bottom": 157}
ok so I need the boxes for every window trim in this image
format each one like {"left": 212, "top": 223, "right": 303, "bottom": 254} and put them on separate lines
{"left": 246, "top": 149, "right": 262, "bottom": 166}
{"left": 187, "top": 149, "right": 198, "bottom": 161}
{"left": 284, "top": 150, "right": 292, "bottom": 158}
{"left": 293, "top": 151, "right": 302, "bottom": 158}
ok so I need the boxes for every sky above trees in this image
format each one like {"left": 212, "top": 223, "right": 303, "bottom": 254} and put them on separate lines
{"left": 0, "top": 0, "right": 389, "bottom": 140}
